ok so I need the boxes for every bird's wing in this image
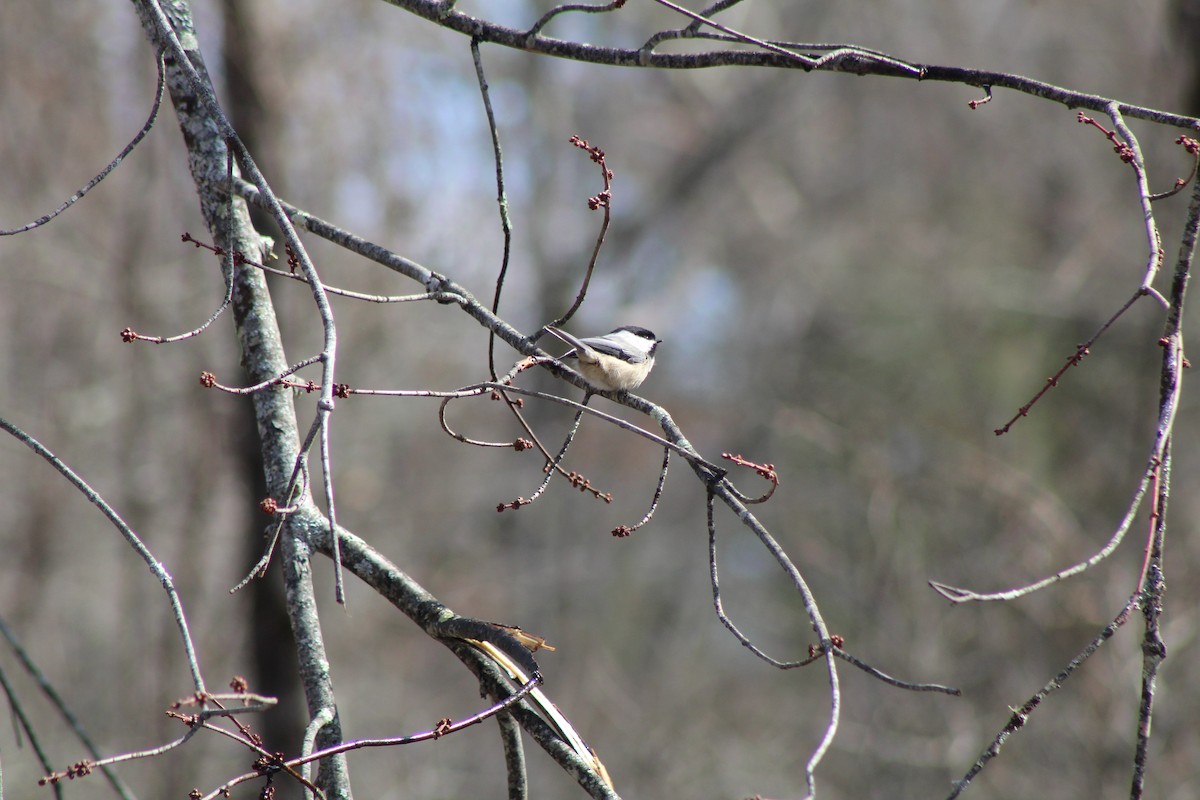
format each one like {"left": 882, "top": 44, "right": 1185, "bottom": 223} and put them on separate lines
{"left": 580, "top": 330, "right": 650, "bottom": 362}
{"left": 546, "top": 327, "right": 648, "bottom": 363}
{"left": 544, "top": 326, "right": 588, "bottom": 356}
{"left": 576, "top": 336, "right": 634, "bottom": 359}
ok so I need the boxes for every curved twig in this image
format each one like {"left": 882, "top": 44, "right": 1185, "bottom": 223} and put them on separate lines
{"left": 1, "top": 52, "right": 167, "bottom": 236}
{"left": 612, "top": 445, "right": 670, "bottom": 537}
{"left": 0, "top": 416, "right": 206, "bottom": 693}
{"left": 525, "top": 1, "right": 627, "bottom": 40}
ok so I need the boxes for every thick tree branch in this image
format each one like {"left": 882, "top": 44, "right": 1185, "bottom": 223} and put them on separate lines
{"left": 382, "top": 0, "right": 1200, "bottom": 128}
{"left": 128, "top": 0, "right": 352, "bottom": 795}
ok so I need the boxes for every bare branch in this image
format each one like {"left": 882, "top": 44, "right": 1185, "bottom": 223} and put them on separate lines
{"left": 0, "top": 53, "right": 166, "bottom": 236}
{"left": 945, "top": 599, "right": 1137, "bottom": 798}
{"left": 0, "top": 417, "right": 207, "bottom": 693}
{"left": 383, "top": 0, "right": 1200, "bottom": 127}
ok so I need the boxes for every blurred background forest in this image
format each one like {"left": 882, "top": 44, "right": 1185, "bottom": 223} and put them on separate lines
{"left": 3, "top": 1, "right": 1200, "bottom": 798}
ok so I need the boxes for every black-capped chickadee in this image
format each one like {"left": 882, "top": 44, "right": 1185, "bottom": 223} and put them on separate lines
{"left": 545, "top": 325, "right": 662, "bottom": 392}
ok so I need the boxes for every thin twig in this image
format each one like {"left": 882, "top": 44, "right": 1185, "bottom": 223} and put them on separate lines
{"left": 833, "top": 649, "right": 960, "bottom": 696}
{"left": 0, "top": 661, "right": 64, "bottom": 800}
{"left": 929, "top": 455, "right": 1154, "bottom": 602}
{"left": 524, "top": 1, "right": 628, "bottom": 40}
{"left": 648, "top": 0, "right": 921, "bottom": 76}
{"left": 0, "top": 617, "right": 136, "bottom": 799}
{"left": 547, "top": 136, "right": 615, "bottom": 328}
{"left": 293, "top": 676, "right": 542, "bottom": 767}
{"left": 523, "top": 402, "right": 590, "bottom": 506}
{"left": 0, "top": 52, "right": 166, "bottom": 235}
{"left": 1103, "top": 104, "right": 1165, "bottom": 291}
{"left": 706, "top": 489, "right": 840, "bottom": 798}
{"left": 185, "top": 231, "right": 440, "bottom": 303}
{"left": 0, "top": 416, "right": 206, "bottom": 693}
{"left": 469, "top": 43, "right": 599, "bottom": 493}
{"left": 994, "top": 287, "right": 1150, "bottom": 436}
{"left": 612, "top": 445, "right": 670, "bottom": 537}
{"left": 472, "top": 38, "right": 514, "bottom": 384}
{"left": 945, "top": 599, "right": 1137, "bottom": 799}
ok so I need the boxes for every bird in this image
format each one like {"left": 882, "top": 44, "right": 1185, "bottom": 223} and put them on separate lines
{"left": 544, "top": 325, "right": 662, "bottom": 392}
